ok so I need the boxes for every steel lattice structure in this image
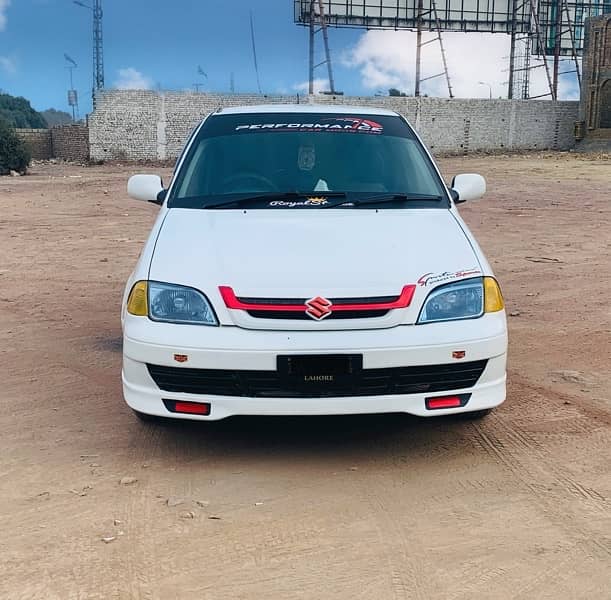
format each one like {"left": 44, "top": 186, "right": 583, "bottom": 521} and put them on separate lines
{"left": 295, "top": 0, "right": 611, "bottom": 100}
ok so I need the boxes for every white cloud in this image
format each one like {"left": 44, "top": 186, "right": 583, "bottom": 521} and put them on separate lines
{"left": 0, "top": 0, "right": 9, "bottom": 31}
{"left": 293, "top": 78, "right": 329, "bottom": 94}
{"left": 343, "top": 30, "right": 579, "bottom": 101}
{"left": 114, "top": 67, "right": 153, "bottom": 90}
{"left": 0, "top": 55, "right": 16, "bottom": 74}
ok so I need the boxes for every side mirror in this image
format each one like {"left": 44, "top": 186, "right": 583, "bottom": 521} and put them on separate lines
{"left": 450, "top": 174, "right": 486, "bottom": 204}
{"left": 127, "top": 174, "right": 165, "bottom": 205}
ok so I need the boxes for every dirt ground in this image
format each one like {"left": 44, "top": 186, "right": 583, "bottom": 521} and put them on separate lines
{"left": 0, "top": 152, "right": 610, "bottom": 599}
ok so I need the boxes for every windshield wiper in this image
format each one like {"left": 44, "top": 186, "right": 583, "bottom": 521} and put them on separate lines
{"left": 321, "top": 193, "right": 444, "bottom": 208}
{"left": 203, "top": 191, "right": 346, "bottom": 209}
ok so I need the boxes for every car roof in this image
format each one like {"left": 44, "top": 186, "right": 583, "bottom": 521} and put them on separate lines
{"left": 213, "top": 104, "right": 399, "bottom": 117}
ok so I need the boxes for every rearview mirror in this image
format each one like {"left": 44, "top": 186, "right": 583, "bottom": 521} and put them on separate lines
{"left": 127, "top": 174, "right": 165, "bottom": 205}
{"left": 450, "top": 174, "right": 486, "bottom": 204}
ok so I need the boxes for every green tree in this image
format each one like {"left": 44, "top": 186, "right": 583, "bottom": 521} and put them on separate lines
{"left": 41, "top": 108, "right": 73, "bottom": 127}
{"left": 0, "top": 118, "right": 31, "bottom": 174}
{"left": 0, "top": 93, "right": 47, "bottom": 129}
{"left": 388, "top": 88, "right": 408, "bottom": 97}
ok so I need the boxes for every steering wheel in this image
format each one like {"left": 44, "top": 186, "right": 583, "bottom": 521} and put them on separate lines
{"left": 221, "top": 173, "right": 278, "bottom": 193}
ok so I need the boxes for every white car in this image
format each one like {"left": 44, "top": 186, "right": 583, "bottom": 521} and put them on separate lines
{"left": 122, "top": 105, "right": 507, "bottom": 422}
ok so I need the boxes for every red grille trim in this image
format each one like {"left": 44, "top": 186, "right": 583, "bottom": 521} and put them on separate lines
{"left": 219, "top": 285, "right": 416, "bottom": 313}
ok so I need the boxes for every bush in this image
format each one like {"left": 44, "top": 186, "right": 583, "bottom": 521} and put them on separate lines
{"left": 0, "top": 119, "right": 31, "bottom": 175}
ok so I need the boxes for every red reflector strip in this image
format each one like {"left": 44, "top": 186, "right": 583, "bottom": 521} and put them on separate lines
{"left": 172, "top": 401, "right": 210, "bottom": 415}
{"left": 219, "top": 285, "right": 416, "bottom": 312}
{"left": 425, "top": 394, "right": 470, "bottom": 410}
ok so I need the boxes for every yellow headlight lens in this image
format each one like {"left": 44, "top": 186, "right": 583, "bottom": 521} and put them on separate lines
{"left": 126, "top": 281, "right": 148, "bottom": 316}
{"left": 484, "top": 277, "right": 504, "bottom": 313}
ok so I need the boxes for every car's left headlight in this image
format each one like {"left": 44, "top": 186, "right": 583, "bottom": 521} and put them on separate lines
{"left": 126, "top": 280, "right": 218, "bottom": 325}
{"left": 418, "top": 277, "right": 493, "bottom": 324}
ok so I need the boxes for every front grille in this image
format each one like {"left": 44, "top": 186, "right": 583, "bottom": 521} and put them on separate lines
{"left": 246, "top": 309, "right": 389, "bottom": 320}
{"left": 238, "top": 293, "right": 400, "bottom": 320}
{"left": 238, "top": 295, "right": 399, "bottom": 305}
{"left": 147, "top": 360, "right": 488, "bottom": 398}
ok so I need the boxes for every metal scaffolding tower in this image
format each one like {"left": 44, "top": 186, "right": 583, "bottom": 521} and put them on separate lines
{"left": 308, "top": 0, "right": 339, "bottom": 94}
{"left": 415, "top": 0, "right": 454, "bottom": 98}
{"left": 510, "top": 33, "right": 533, "bottom": 98}
{"left": 93, "top": 0, "right": 104, "bottom": 94}
{"left": 558, "top": 0, "right": 582, "bottom": 89}
{"left": 74, "top": 0, "right": 104, "bottom": 103}
{"left": 509, "top": 0, "right": 583, "bottom": 100}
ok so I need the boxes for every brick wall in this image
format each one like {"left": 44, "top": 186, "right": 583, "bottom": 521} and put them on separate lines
{"left": 15, "top": 125, "right": 90, "bottom": 162}
{"left": 578, "top": 15, "right": 611, "bottom": 148}
{"left": 16, "top": 129, "right": 53, "bottom": 160}
{"left": 51, "top": 124, "right": 89, "bottom": 162}
{"left": 89, "top": 90, "right": 580, "bottom": 161}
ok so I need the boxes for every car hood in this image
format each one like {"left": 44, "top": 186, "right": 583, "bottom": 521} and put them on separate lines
{"left": 149, "top": 208, "right": 482, "bottom": 329}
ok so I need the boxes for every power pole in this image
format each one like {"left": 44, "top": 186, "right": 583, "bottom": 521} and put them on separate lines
{"left": 309, "top": 0, "right": 315, "bottom": 94}
{"left": 508, "top": 0, "right": 518, "bottom": 99}
{"left": 307, "top": 0, "right": 339, "bottom": 95}
{"left": 415, "top": 0, "right": 423, "bottom": 97}
{"left": 250, "top": 11, "right": 263, "bottom": 94}
{"left": 318, "top": 0, "right": 335, "bottom": 94}
{"left": 64, "top": 53, "right": 79, "bottom": 121}
{"left": 552, "top": 0, "right": 562, "bottom": 100}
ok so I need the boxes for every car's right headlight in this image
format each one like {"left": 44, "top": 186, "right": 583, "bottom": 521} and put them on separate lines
{"left": 417, "top": 276, "right": 504, "bottom": 324}
{"left": 126, "top": 280, "right": 218, "bottom": 325}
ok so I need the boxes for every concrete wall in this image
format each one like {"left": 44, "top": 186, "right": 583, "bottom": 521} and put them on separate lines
{"left": 89, "top": 90, "right": 579, "bottom": 161}
{"left": 16, "top": 125, "right": 90, "bottom": 161}
{"left": 16, "top": 129, "right": 53, "bottom": 160}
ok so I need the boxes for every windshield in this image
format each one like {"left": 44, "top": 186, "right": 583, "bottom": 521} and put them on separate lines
{"left": 168, "top": 112, "right": 448, "bottom": 209}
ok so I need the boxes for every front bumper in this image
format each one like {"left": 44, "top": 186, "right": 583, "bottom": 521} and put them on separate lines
{"left": 122, "top": 312, "right": 507, "bottom": 420}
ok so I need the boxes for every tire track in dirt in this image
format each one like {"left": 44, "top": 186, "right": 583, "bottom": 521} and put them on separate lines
{"left": 469, "top": 414, "right": 610, "bottom": 559}
{"left": 346, "top": 472, "right": 436, "bottom": 600}
{"left": 502, "top": 374, "right": 609, "bottom": 511}
{"left": 508, "top": 542, "right": 609, "bottom": 599}
{"left": 121, "top": 423, "right": 168, "bottom": 600}
{"left": 510, "top": 371, "right": 611, "bottom": 425}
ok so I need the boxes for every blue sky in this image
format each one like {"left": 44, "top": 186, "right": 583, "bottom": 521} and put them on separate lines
{"left": 0, "top": 0, "right": 365, "bottom": 114}
{"left": 0, "top": 0, "right": 580, "bottom": 116}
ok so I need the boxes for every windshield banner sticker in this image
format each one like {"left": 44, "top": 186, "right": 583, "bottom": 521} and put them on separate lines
{"left": 418, "top": 268, "right": 482, "bottom": 287}
{"left": 235, "top": 117, "right": 383, "bottom": 134}
{"left": 269, "top": 197, "right": 329, "bottom": 208}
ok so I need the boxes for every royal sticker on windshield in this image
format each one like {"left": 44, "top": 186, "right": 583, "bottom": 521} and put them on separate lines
{"left": 417, "top": 268, "right": 482, "bottom": 287}
{"left": 234, "top": 117, "right": 383, "bottom": 134}
{"left": 269, "top": 197, "right": 329, "bottom": 208}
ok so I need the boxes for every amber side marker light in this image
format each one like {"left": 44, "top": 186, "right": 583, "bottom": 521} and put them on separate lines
{"left": 127, "top": 281, "right": 148, "bottom": 316}
{"left": 484, "top": 277, "right": 504, "bottom": 313}
{"left": 163, "top": 400, "right": 211, "bottom": 416}
{"left": 426, "top": 394, "right": 471, "bottom": 410}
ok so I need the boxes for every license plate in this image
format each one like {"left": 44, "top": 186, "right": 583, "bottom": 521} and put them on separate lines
{"left": 277, "top": 355, "right": 362, "bottom": 386}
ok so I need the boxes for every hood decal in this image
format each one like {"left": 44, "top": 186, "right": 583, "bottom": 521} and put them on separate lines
{"left": 417, "top": 268, "right": 482, "bottom": 287}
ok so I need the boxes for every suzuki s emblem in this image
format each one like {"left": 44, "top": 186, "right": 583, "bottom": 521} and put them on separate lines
{"left": 174, "top": 354, "right": 189, "bottom": 363}
{"left": 452, "top": 350, "right": 466, "bottom": 360}
{"left": 305, "top": 296, "right": 333, "bottom": 320}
